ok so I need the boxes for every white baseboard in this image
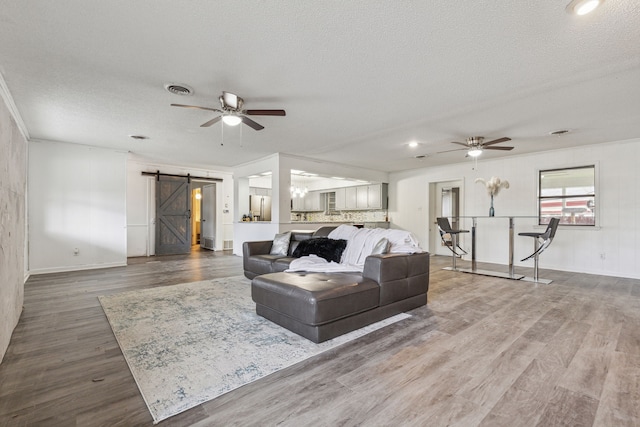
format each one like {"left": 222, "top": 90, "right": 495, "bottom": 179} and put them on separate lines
{"left": 29, "top": 261, "right": 127, "bottom": 276}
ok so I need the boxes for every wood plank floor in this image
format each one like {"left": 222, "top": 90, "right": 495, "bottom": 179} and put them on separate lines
{"left": 1, "top": 250, "right": 639, "bottom": 426}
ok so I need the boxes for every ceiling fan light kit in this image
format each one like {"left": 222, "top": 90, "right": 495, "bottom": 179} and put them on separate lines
{"left": 445, "top": 136, "right": 514, "bottom": 158}
{"left": 566, "top": 0, "right": 602, "bottom": 16}
{"left": 171, "top": 91, "right": 286, "bottom": 131}
{"left": 222, "top": 115, "right": 242, "bottom": 126}
{"left": 468, "top": 147, "right": 483, "bottom": 157}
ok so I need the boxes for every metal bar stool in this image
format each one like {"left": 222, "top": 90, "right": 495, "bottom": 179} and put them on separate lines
{"left": 436, "top": 217, "right": 469, "bottom": 270}
{"left": 518, "top": 217, "right": 560, "bottom": 284}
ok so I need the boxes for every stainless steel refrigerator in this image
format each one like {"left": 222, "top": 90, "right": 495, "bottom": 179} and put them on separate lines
{"left": 249, "top": 195, "right": 272, "bottom": 221}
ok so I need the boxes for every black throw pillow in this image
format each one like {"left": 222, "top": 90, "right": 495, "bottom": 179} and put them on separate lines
{"left": 291, "top": 238, "right": 347, "bottom": 263}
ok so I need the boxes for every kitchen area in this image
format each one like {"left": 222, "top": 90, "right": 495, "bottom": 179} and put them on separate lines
{"left": 232, "top": 153, "right": 391, "bottom": 255}
{"left": 245, "top": 172, "right": 389, "bottom": 229}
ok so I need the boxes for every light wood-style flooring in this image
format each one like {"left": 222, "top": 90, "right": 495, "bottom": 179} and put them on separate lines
{"left": 1, "top": 250, "right": 639, "bottom": 426}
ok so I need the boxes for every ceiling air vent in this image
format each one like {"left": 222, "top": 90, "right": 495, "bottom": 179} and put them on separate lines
{"left": 164, "top": 83, "right": 193, "bottom": 96}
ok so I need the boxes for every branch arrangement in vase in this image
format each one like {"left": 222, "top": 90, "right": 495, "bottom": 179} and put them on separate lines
{"left": 475, "top": 176, "right": 509, "bottom": 216}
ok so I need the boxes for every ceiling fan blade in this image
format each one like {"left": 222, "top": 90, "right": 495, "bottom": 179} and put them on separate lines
{"left": 484, "top": 146, "right": 514, "bottom": 150}
{"left": 171, "top": 104, "right": 221, "bottom": 112}
{"left": 437, "top": 148, "right": 467, "bottom": 154}
{"left": 222, "top": 92, "right": 239, "bottom": 109}
{"left": 482, "top": 137, "right": 512, "bottom": 146}
{"left": 450, "top": 141, "right": 469, "bottom": 147}
{"left": 200, "top": 116, "right": 222, "bottom": 127}
{"left": 241, "top": 116, "right": 265, "bottom": 131}
{"left": 245, "top": 109, "right": 286, "bottom": 116}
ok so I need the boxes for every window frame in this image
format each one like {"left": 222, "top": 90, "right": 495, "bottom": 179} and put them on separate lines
{"left": 537, "top": 165, "right": 596, "bottom": 227}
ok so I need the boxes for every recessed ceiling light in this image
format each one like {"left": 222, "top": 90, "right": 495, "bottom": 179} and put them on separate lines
{"left": 415, "top": 154, "right": 427, "bottom": 159}
{"left": 164, "top": 83, "right": 194, "bottom": 96}
{"left": 550, "top": 129, "right": 571, "bottom": 136}
{"left": 408, "top": 141, "right": 419, "bottom": 148}
{"left": 566, "top": 0, "right": 602, "bottom": 16}
{"left": 129, "top": 135, "right": 148, "bottom": 140}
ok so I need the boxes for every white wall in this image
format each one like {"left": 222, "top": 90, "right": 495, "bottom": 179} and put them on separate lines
{"left": 126, "top": 157, "right": 234, "bottom": 256}
{"left": 0, "top": 84, "right": 27, "bottom": 363}
{"left": 28, "top": 141, "right": 127, "bottom": 274}
{"left": 389, "top": 138, "right": 640, "bottom": 279}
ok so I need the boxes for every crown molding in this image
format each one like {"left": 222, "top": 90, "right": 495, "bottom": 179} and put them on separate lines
{"left": 0, "top": 71, "right": 30, "bottom": 141}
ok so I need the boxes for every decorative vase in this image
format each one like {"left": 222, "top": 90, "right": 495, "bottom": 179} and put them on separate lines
{"left": 489, "top": 195, "right": 495, "bottom": 217}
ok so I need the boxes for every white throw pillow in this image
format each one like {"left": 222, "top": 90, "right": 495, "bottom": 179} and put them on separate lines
{"left": 371, "top": 237, "right": 391, "bottom": 255}
{"left": 270, "top": 232, "right": 291, "bottom": 255}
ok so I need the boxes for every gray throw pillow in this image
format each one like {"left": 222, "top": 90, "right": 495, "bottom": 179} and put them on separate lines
{"left": 270, "top": 232, "right": 291, "bottom": 255}
{"left": 371, "top": 238, "right": 390, "bottom": 255}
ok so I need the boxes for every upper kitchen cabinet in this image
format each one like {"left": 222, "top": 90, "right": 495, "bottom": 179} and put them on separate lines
{"left": 340, "top": 183, "right": 388, "bottom": 210}
{"left": 366, "top": 183, "right": 387, "bottom": 210}
{"left": 335, "top": 187, "right": 346, "bottom": 210}
{"left": 291, "top": 190, "right": 324, "bottom": 212}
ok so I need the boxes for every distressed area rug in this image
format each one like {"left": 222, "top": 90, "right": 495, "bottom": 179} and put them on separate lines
{"left": 98, "top": 276, "right": 410, "bottom": 424}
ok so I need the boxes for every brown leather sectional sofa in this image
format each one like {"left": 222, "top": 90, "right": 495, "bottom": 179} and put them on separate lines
{"left": 243, "top": 227, "right": 430, "bottom": 343}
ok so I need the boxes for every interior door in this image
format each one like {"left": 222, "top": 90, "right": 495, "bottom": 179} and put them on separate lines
{"left": 200, "top": 184, "right": 216, "bottom": 250}
{"left": 156, "top": 176, "right": 192, "bottom": 255}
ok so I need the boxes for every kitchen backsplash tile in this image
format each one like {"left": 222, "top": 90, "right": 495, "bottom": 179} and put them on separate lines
{"left": 291, "top": 210, "right": 387, "bottom": 222}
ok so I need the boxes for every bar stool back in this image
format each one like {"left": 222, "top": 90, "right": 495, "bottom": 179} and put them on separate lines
{"left": 518, "top": 217, "right": 560, "bottom": 283}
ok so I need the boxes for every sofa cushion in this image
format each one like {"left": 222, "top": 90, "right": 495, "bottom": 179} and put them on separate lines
{"left": 291, "top": 237, "right": 347, "bottom": 263}
{"left": 273, "top": 257, "right": 296, "bottom": 272}
{"left": 252, "top": 272, "right": 379, "bottom": 325}
{"left": 270, "top": 231, "right": 291, "bottom": 255}
{"left": 246, "top": 254, "right": 285, "bottom": 276}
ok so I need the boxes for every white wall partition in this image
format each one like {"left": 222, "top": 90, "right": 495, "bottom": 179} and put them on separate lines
{"left": 28, "top": 141, "right": 127, "bottom": 273}
{"left": 389, "top": 138, "right": 640, "bottom": 279}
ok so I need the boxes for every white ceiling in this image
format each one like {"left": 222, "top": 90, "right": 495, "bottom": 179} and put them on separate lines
{"left": 1, "top": 1, "right": 639, "bottom": 173}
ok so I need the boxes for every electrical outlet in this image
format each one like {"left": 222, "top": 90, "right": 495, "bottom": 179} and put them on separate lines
{"left": 73, "top": 248, "right": 79, "bottom": 256}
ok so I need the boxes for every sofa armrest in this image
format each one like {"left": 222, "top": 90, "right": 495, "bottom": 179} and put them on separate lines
{"left": 363, "top": 253, "right": 411, "bottom": 284}
{"left": 243, "top": 240, "right": 273, "bottom": 258}
{"left": 363, "top": 252, "right": 430, "bottom": 305}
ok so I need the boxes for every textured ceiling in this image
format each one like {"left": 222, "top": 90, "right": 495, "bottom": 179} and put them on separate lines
{"left": 0, "top": 1, "right": 639, "bottom": 173}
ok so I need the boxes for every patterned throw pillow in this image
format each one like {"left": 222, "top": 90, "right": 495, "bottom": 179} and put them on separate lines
{"left": 270, "top": 232, "right": 291, "bottom": 255}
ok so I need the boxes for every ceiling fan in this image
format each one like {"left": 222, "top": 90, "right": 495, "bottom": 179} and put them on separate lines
{"left": 441, "top": 136, "right": 514, "bottom": 157}
{"left": 171, "top": 91, "right": 286, "bottom": 131}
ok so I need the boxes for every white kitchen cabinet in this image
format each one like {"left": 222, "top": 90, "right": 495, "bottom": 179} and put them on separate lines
{"left": 366, "top": 183, "right": 388, "bottom": 209}
{"left": 291, "top": 195, "right": 305, "bottom": 212}
{"left": 334, "top": 188, "right": 346, "bottom": 210}
{"left": 291, "top": 191, "right": 324, "bottom": 212}
{"left": 356, "top": 186, "right": 368, "bottom": 209}
{"left": 305, "top": 191, "right": 324, "bottom": 211}
{"left": 345, "top": 187, "right": 358, "bottom": 209}
{"left": 340, "top": 183, "right": 388, "bottom": 210}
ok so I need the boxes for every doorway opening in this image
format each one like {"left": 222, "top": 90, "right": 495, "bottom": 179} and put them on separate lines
{"left": 192, "top": 182, "right": 216, "bottom": 251}
{"left": 429, "top": 179, "right": 464, "bottom": 256}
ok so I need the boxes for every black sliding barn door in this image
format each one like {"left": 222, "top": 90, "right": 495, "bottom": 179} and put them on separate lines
{"left": 156, "top": 175, "right": 191, "bottom": 255}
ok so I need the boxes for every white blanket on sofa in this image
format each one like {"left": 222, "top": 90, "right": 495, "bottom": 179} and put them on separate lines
{"left": 286, "top": 225, "right": 422, "bottom": 273}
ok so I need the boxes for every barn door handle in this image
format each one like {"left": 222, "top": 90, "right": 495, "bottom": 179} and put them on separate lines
{"left": 186, "top": 210, "right": 191, "bottom": 219}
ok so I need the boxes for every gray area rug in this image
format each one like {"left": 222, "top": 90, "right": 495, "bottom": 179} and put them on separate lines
{"left": 98, "top": 276, "right": 410, "bottom": 423}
